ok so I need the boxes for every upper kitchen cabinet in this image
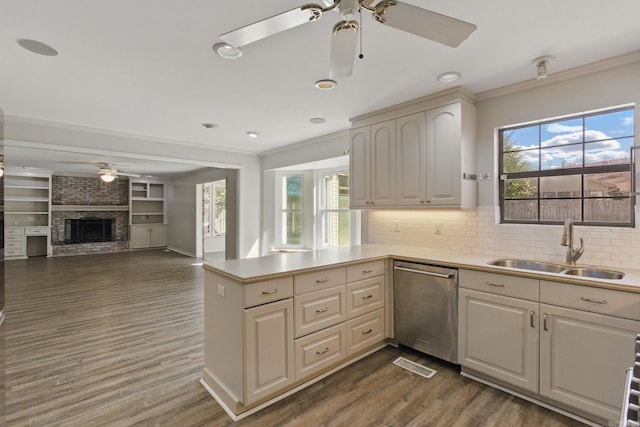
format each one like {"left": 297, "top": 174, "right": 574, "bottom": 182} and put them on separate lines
{"left": 349, "top": 87, "right": 477, "bottom": 209}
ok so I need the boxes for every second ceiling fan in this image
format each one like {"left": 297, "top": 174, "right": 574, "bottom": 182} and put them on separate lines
{"left": 219, "top": 0, "right": 477, "bottom": 78}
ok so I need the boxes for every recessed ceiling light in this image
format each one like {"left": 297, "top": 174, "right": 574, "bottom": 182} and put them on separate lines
{"left": 309, "top": 117, "right": 326, "bottom": 124}
{"left": 314, "top": 79, "right": 337, "bottom": 90}
{"left": 437, "top": 71, "right": 461, "bottom": 83}
{"left": 213, "top": 42, "right": 243, "bottom": 59}
{"left": 246, "top": 131, "right": 259, "bottom": 138}
{"left": 202, "top": 122, "right": 218, "bottom": 129}
{"left": 17, "top": 39, "right": 59, "bottom": 56}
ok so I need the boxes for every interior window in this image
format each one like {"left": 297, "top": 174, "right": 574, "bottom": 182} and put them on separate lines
{"left": 499, "top": 106, "right": 635, "bottom": 226}
{"left": 319, "top": 171, "right": 351, "bottom": 247}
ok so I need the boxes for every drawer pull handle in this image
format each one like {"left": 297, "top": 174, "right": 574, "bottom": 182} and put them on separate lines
{"left": 362, "top": 328, "right": 373, "bottom": 335}
{"left": 580, "top": 297, "right": 607, "bottom": 304}
{"left": 362, "top": 295, "right": 373, "bottom": 300}
{"left": 543, "top": 313, "right": 549, "bottom": 331}
{"left": 262, "top": 289, "right": 278, "bottom": 295}
{"left": 530, "top": 311, "right": 535, "bottom": 328}
{"left": 315, "top": 278, "right": 330, "bottom": 283}
{"left": 362, "top": 269, "right": 373, "bottom": 274}
{"left": 316, "top": 307, "right": 329, "bottom": 313}
{"left": 486, "top": 282, "right": 505, "bottom": 288}
{"left": 316, "top": 347, "right": 330, "bottom": 355}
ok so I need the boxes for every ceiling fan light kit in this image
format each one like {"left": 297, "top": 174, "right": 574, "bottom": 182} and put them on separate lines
{"left": 218, "top": 0, "right": 476, "bottom": 78}
{"left": 100, "top": 173, "right": 116, "bottom": 183}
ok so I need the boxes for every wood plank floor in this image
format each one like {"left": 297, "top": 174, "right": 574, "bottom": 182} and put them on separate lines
{"left": 4, "top": 250, "right": 586, "bottom": 426}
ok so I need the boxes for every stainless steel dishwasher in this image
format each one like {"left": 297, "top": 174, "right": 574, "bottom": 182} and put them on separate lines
{"left": 393, "top": 261, "right": 458, "bottom": 363}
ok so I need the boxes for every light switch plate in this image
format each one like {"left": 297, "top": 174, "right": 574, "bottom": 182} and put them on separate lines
{"left": 217, "top": 284, "right": 226, "bottom": 297}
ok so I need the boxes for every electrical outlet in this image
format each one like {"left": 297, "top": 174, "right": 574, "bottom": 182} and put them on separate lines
{"left": 435, "top": 222, "right": 443, "bottom": 234}
{"left": 394, "top": 222, "right": 400, "bottom": 232}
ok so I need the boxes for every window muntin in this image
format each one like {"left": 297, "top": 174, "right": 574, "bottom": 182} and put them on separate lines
{"left": 499, "top": 107, "right": 634, "bottom": 226}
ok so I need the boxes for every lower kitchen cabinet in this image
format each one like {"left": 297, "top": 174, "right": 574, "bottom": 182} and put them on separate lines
{"left": 202, "top": 260, "right": 389, "bottom": 418}
{"left": 245, "top": 298, "right": 295, "bottom": 404}
{"left": 459, "top": 269, "right": 640, "bottom": 425}
{"left": 458, "top": 288, "right": 538, "bottom": 393}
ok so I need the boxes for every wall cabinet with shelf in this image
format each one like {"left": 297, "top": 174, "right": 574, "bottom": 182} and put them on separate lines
{"left": 4, "top": 174, "right": 52, "bottom": 259}
{"left": 349, "top": 88, "right": 476, "bottom": 209}
{"left": 129, "top": 180, "right": 166, "bottom": 248}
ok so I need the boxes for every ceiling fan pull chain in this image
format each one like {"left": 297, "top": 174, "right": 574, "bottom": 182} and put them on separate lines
{"left": 358, "top": 6, "right": 364, "bottom": 59}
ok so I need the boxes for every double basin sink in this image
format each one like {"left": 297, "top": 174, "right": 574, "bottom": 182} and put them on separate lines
{"left": 488, "top": 259, "right": 625, "bottom": 280}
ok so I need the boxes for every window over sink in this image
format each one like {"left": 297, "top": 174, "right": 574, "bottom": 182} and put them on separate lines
{"left": 498, "top": 106, "right": 635, "bottom": 226}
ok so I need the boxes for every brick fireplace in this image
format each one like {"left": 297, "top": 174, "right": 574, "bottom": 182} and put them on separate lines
{"left": 51, "top": 175, "right": 130, "bottom": 256}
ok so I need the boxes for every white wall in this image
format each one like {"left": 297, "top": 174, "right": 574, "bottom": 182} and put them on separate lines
{"left": 368, "top": 58, "right": 640, "bottom": 270}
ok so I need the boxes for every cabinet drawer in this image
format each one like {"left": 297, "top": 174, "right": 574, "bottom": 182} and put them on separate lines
{"left": 460, "top": 269, "right": 539, "bottom": 301}
{"left": 346, "top": 309, "right": 384, "bottom": 356}
{"left": 294, "top": 267, "right": 346, "bottom": 295}
{"left": 294, "top": 285, "right": 346, "bottom": 338}
{"left": 25, "top": 226, "right": 49, "bottom": 235}
{"left": 5, "top": 248, "right": 25, "bottom": 256}
{"left": 540, "top": 281, "right": 640, "bottom": 320}
{"left": 346, "top": 260, "right": 385, "bottom": 283}
{"left": 5, "top": 228, "right": 24, "bottom": 236}
{"left": 346, "top": 276, "right": 385, "bottom": 319}
{"left": 244, "top": 277, "right": 294, "bottom": 308}
{"left": 294, "top": 323, "right": 347, "bottom": 381}
{"left": 5, "top": 239, "right": 25, "bottom": 248}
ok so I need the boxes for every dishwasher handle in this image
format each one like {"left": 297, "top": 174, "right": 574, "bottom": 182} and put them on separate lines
{"left": 393, "top": 266, "right": 455, "bottom": 279}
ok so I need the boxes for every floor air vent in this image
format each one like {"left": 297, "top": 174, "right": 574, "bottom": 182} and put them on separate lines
{"left": 393, "top": 357, "right": 437, "bottom": 379}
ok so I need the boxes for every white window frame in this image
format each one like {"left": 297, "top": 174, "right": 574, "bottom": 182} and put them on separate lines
{"left": 316, "top": 167, "right": 360, "bottom": 249}
{"left": 274, "top": 171, "right": 312, "bottom": 249}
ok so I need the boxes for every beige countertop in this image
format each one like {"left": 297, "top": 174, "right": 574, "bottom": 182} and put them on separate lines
{"left": 203, "top": 244, "right": 640, "bottom": 293}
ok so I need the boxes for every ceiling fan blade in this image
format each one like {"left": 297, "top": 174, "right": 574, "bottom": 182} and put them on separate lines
{"left": 220, "top": 4, "right": 325, "bottom": 47}
{"left": 374, "top": 1, "right": 476, "bottom": 48}
{"left": 329, "top": 21, "right": 359, "bottom": 79}
{"left": 115, "top": 172, "right": 141, "bottom": 178}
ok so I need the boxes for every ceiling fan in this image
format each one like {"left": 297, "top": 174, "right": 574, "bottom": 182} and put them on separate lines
{"left": 96, "top": 163, "right": 141, "bottom": 183}
{"left": 218, "top": 0, "right": 477, "bottom": 78}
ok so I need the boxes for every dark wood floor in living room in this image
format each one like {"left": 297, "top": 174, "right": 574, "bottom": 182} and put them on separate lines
{"left": 4, "top": 250, "right": 586, "bottom": 427}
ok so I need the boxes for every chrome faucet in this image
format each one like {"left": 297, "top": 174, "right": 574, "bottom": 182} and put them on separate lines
{"left": 560, "top": 219, "right": 584, "bottom": 265}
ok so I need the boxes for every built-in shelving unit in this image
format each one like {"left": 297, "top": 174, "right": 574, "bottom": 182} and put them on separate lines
{"left": 4, "top": 173, "right": 53, "bottom": 259}
{"left": 129, "top": 180, "right": 167, "bottom": 249}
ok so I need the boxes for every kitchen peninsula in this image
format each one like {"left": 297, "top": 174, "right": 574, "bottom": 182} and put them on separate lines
{"left": 202, "top": 244, "right": 640, "bottom": 425}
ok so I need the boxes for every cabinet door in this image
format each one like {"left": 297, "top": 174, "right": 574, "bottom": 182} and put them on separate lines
{"left": 244, "top": 298, "right": 295, "bottom": 405}
{"left": 349, "top": 127, "right": 371, "bottom": 208}
{"left": 148, "top": 224, "right": 166, "bottom": 247}
{"left": 130, "top": 226, "right": 150, "bottom": 248}
{"left": 426, "top": 103, "right": 462, "bottom": 206}
{"left": 370, "top": 120, "right": 396, "bottom": 206}
{"left": 396, "top": 112, "right": 427, "bottom": 206}
{"left": 540, "top": 304, "right": 640, "bottom": 423}
{"left": 458, "top": 289, "right": 539, "bottom": 393}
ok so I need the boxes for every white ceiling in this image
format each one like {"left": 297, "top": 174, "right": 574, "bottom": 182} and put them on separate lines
{"left": 2, "top": 1, "right": 640, "bottom": 175}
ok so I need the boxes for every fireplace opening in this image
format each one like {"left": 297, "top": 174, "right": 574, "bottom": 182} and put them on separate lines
{"left": 65, "top": 218, "right": 114, "bottom": 244}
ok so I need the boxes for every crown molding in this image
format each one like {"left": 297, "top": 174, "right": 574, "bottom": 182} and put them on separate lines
{"left": 259, "top": 129, "right": 349, "bottom": 157}
{"left": 475, "top": 50, "right": 640, "bottom": 102}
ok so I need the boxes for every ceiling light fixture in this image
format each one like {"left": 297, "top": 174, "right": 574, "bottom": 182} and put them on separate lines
{"left": 532, "top": 55, "right": 554, "bottom": 80}
{"left": 213, "top": 42, "right": 243, "bottom": 59}
{"left": 246, "top": 131, "right": 259, "bottom": 138}
{"left": 309, "top": 117, "right": 326, "bottom": 124}
{"left": 100, "top": 173, "right": 116, "bottom": 183}
{"left": 314, "top": 79, "right": 337, "bottom": 90}
{"left": 437, "top": 71, "right": 462, "bottom": 83}
{"left": 17, "top": 39, "right": 59, "bottom": 56}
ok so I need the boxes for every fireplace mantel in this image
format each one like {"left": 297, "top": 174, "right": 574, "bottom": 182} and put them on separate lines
{"left": 52, "top": 205, "right": 129, "bottom": 211}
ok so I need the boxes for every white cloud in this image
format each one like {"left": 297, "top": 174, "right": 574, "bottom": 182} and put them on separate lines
{"left": 545, "top": 123, "right": 582, "bottom": 133}
{"left": 623, "top": 117, "right": 634, "bottom": 126}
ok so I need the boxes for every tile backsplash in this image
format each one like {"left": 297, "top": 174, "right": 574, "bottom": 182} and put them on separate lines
{"left": 367, "top": 206, "right": 640, "bottom": 270}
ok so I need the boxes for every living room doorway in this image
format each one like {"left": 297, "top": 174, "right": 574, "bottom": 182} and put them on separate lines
{"left": 200, "top": 178, "right": 226, "bottom": 261}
